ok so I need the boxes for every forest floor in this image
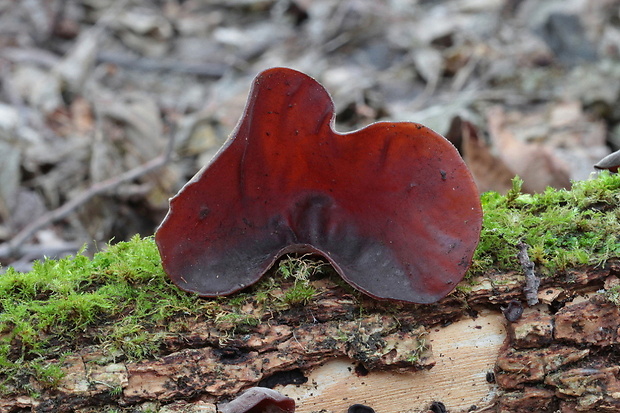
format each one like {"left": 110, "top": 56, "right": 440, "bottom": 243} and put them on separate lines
{"left": 1, "top": 0, "right": 620, "bottom": 269}
{"left": 1, "top": 1, "right": 620, "bottom": 412}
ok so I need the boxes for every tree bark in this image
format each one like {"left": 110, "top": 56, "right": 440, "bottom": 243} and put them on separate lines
{"left": 3, "top": 261, "right": 619, "bottom": 413}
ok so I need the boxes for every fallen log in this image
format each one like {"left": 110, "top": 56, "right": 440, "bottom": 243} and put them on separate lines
{"left": 2, "top": 174, "right": 620, "bottom": 412}
{"left": 2, "top": 258, "right": 619, "bottom": 412}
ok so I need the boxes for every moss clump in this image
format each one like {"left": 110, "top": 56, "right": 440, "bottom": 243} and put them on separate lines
{"left": 0, "top": 235, "right": 200, "bottom": 393}
{"left": 471, "top": 172, "right": 620, "bottom": 276}
{"left": 278, "top": 255, "right": 323, "bottom": 305}
{"left": 2, "top": 172, "right": 620, "bottom": 393}
{"left": 0, "top": 238, "right": 335, "bottom": 394}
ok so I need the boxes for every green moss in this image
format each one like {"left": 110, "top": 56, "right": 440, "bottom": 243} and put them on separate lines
{"left": 283, "top": 283, "right": 317, "bottom": 305}
{"left": 0, "top": 235, "right": 192, "bottom": 393}
{"left": 470, "top": 172, "right": 620, "bottom": 277}
{"left": 215, "top": 311, "right": 260, "bottom": 329}
{"left": 454, "top": 283, "right": 473, "bottom": 293}
{"left": 277, "top": 255, "right": 322, "bottom": 305}
{"left": 32, "top": 361, "right": 64, "bottom": 388}
{"left": 2, "top": 173, "right": 620, "bottom": 393}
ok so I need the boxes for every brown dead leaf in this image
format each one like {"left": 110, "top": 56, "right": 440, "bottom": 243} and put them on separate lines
{"left": 487, "top": 101, "right": 608, "bottom": 183}
{"left": 70, "top": 97, "right": 95, "bottom": 135}
{"left": 487, "top": 106, "right": 571, "bottom": 193}
{"left": 458, "top": 117, "right": 515, "bottom": 194}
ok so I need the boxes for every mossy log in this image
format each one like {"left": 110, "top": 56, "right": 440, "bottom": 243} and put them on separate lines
{"left": 2, "top": 261, "right": 619, "bottom": 412}
{"left": 3, "top": 175, "right": 620, "bottom": 412}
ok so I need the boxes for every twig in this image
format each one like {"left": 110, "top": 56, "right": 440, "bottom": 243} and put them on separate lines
{"left": 2, "top": 243, "right": 83, "bottom": 271}
{"left": 1, "top": 48, "right": 228, "bottom": 78}
{"left": 0, "top": 129, "right": 176, "bottom": 259}
{"left": 95, "top": 52, "right": 228, "bottom": 77}
{"left": 517, "top": 241, "right": 540, "bottom": 305}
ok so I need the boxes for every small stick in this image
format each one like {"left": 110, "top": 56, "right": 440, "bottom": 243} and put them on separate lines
{"left": 96, "top": 52, "right": 228, "bottom": 77}
{"left": 0, "top": 128, "right": 175, "bottom": 259}
{"left": 517, "top": 241, "right": 540, "bottom": 305}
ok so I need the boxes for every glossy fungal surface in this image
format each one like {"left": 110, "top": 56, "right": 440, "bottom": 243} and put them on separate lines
{"left": 219, "top": 387, "right": 295, "bottom": 413}
{"left": 594, "top": 149, "right": 620, "bottom": 172}
{"left": 155, "top": 67, "right": 482, "bottom": 304}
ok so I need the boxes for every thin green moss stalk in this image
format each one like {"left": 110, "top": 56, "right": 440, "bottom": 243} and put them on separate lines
{"left": 278, "top": 255, "right": 323, "bottom": 305}
{"left": 1, "top": 173, "right": 620, "bottom": 394}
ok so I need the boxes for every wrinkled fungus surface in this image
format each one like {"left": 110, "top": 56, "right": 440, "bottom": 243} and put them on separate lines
{"left": 156, "top": 67, "right": 482, "bottom": 304}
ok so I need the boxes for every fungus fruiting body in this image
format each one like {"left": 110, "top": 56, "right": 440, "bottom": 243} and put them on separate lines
{"left": 155, "top": 67, "right": 482, "bottom": 304}
{"left": 348, "top": 403, "right": 376, "bottom": 413}
{"left": 219, "top": 387, "right": 295, "bottom": 413}
{"left": 502, "top": 300, "right": 524, "bottom": 322}
{"left": 594, "top": 149, "right": 620, "bottom": 172}
{"left": 430, "top": 401, "right": 448, "bottom": 413}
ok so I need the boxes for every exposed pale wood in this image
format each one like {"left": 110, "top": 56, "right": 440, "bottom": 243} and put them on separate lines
{"left": 285, "top": 310, "right": 505, "bottom": 413}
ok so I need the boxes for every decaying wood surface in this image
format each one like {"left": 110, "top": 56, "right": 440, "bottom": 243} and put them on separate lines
{"left": 3, "top": 261, "right": 620, "bottom": 413}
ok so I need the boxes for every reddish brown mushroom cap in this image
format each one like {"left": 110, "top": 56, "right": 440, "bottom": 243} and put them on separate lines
{"left": 219, "top": 387, "right": 295, "bottom": 413}
{"left": 155, "top": 67, "right": 482, "bottom": 304}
